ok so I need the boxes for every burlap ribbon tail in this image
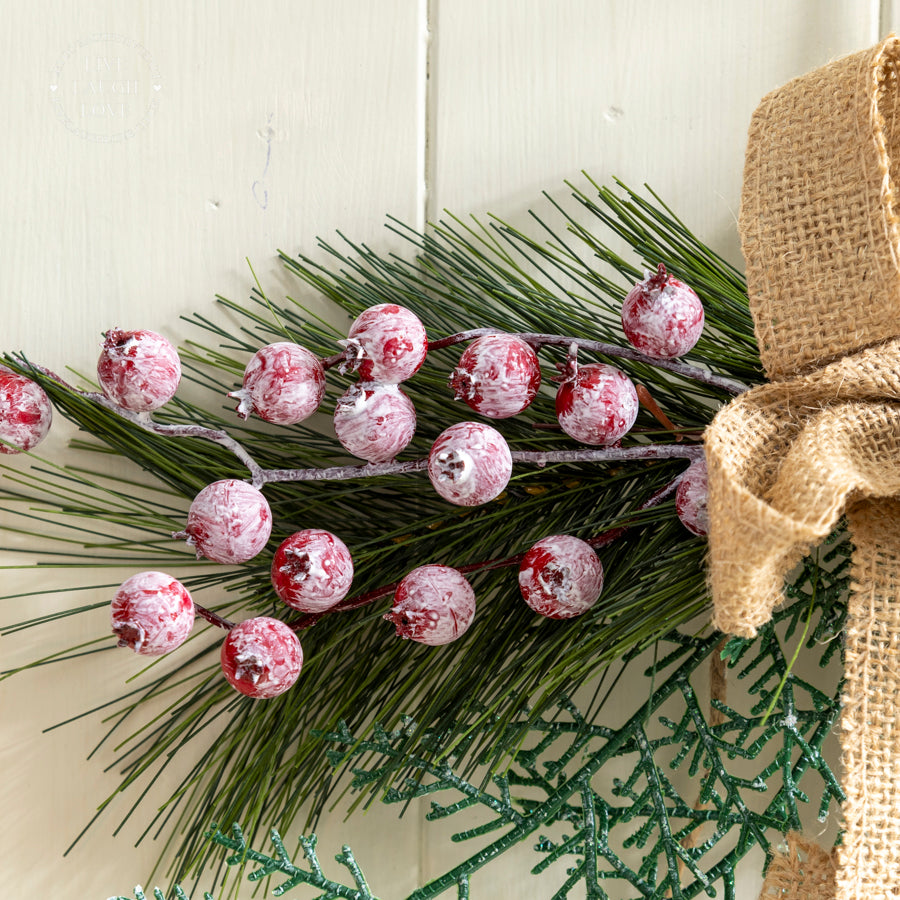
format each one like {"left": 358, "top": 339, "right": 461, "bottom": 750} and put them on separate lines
{"left": 705, "top": 36, "right": 900, "bottom": 899}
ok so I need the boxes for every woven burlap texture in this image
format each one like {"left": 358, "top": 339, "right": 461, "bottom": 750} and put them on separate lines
{"left": 705, "top": 35, "right": 900, "bottom": 898}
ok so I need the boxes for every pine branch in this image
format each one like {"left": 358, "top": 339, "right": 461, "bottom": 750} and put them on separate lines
{"left": 1, "top": 179, "right": 828, "bottom": 896}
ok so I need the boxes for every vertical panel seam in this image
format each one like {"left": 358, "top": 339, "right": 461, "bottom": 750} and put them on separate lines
{"left": 416, "top": 0, "right": 434, "bottom": 888}
{"left": 417, "top": 0, "right": 435, "bottom": 233}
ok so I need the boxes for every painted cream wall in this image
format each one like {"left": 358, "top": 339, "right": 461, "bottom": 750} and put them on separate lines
{"left": 0, "top": 2, "right": 887, "bottom": 896}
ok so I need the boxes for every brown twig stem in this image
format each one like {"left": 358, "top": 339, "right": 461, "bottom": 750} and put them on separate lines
{"left": 29, "top": 364, "right": 267, "bottom": 483}
{"left": 194, "top": 604, "right": 235, "bottom": 630}
{"left": 428, "top": 328, "right": 746, "bottom": 395}
{"left": 257, "top": 458, "right": 430, "bottom": 484}
{"left": 288, "top": 466, "right": 692, "bottom": 632}
{"left": 636, "top": 383, "right": 681, "bottom": 441}
{"left": 21, "top": 362, "right": 705, "bottom": 487}
{"left": 510, "top": 444, "right": 704, "bottom": 466}
{"left": 256, "top": 444, "right": 703, "bottom": 487}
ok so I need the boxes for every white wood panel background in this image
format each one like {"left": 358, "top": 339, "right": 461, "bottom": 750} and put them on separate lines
{"left": 0, "top": 2, "right": 889, "bottom": 896}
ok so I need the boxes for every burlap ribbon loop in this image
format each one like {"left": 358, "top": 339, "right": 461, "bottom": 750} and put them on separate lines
{"left": 706, "top": 35, "right": 900, "bottom": 899}
{"left": 707, "top": 337, "right": 900, "bottom": 638}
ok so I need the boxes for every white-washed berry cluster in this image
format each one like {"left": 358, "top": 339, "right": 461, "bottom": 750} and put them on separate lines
{"left": 0, "top": 268, "right": 717, "bottom": 700}
{"left": 331, "top": 304, "right": 425, "bottom": 462}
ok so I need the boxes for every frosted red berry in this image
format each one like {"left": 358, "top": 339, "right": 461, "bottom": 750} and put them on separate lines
{"left": 110, "top": 571, "right": 195, "bottom": 656}
{"left": 97, "top": 328, "right": 182, "bottom": 412}
{"left": 228, "top": 342, "right": 325, "bottom": 424}
{"left": 272, "top": 529, "right": 354, "bottom": 613}
{"left": 175, "top": 479, "right": 272, "bottom": 564}
{"left": 450, "top": 333, "right": 542, "bottom": 419}
{"left": 0, "top": 368, "right": 52, "bottom": 454}
{"left": 339, "top": 304, "right": 428, "bottom": 383}
{"left": 333, "top": 382, "right": 416, "bottom": 463}
{"left": 220, "top": 616, "right": 302, "bottom": 698}
{"left": 427, "top": 421, "right": 512, "bottom": 506}
{"left": 555, "top": 362, "right": 639, "bottom": 445}
{"left": 518, "top": 535, "right": 603, "bottom": 619}
{"left": 385, "top": 564, "right": 476, "bottom": 645}
{"left": 621, "top": 264, "right": 705, "bottom": 359}
{"left": 676, "top": 458, "right": 710, "bottom": 537}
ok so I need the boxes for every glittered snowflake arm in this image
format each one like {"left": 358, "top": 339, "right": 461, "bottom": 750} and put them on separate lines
{"left": 108, "top": 885, "right": 213, "bottom": 900}
{"left": 206, "top": 824, "right": 380, "bottom": 900}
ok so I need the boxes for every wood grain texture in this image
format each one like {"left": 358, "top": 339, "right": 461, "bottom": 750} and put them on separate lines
{"left": 3, "top": 0, "right": 423, "bottom": 375}
{"left": 428, "top": 0, "right": 876, "bottom": 267}
{"left": 0, "top": 2, "right": 884, "bottom": 896}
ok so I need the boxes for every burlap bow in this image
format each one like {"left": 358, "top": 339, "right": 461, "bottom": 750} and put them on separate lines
{"left": 705, "top": 36, "right": 900, "bottom": 899}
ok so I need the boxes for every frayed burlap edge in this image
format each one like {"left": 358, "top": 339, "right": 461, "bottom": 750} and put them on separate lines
{"left": 758, "top": 832, "right": 836, "bottom": 899}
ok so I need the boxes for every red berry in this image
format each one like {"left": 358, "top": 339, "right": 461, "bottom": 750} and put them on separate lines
{"left": 228, "top": 342, "right": 325, "bottom": 424}
{"left": 333, "top": 382, "right": 416, "bottom": 463}
{"left": 450, "top": 333, "right": 541, "bottom": 418}
{"left": 175, "top": 479, "right": 272, "bottom": 564}
{"left": 427, "top": 421, "right": 512, "bottom": 506}
{"left": 555, "top": 362, "right": 639, "bottom": 445}
{"left": 518, "top": 535, "right": 603, "bottom": 619}
{"left": 621, "top": 264, "right": 704, "bottom": 359}
{"left": 110, "top": 571, "right": 195, "bottom": 656}
{"left": 97, "top": 328, "right": 181, "bottom": 412}
{"left": 384, "top": 564, "right": 476, "bottom": 645}
{"left": 676, "top": 458, "right": 709, "bottom": 537}
{"left": 271, "top": 529, "right": 354, "bottom": 613}
{"left": 0, "top": 368, "right": 52, "bottom": 454}
{"left": 340, "top": 304, "right": 428, "bottom": 383}
{"left": 220, "top": 616, "right": 302, "bottom": 698}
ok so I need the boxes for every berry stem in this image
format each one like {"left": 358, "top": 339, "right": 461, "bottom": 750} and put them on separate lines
{"left": 646, "top": 263, "right": 669, "bottom": 292}
{"left": 522, "top": 332, "right": 743, "bottom": 393}
{"left": 21, "top": 363, "right": 704, "bottom": 489}
{"left": 586, "top": 469, "right": 685, "bottom": 550}
{"left": 510, "top": 444, "right": 704, "bottom": 465}
{"left": 288, "top": 467, "right": 691, "bottom": 632}
{"left": 257, "top": 444, "right": 702, "bottom": 486}
{"left": 257, "top": 457, "right": 429, "bottom": 485}
{"left": 194, "top": 604, "right": 235, "bottom": 630}
{"left": 26, "top": 364, "right": 267, "bottom": 483}
{"left": 320, "top": 348, "right": 352, "bottom": 372}
{"left": 427, "top": 328, "right": 513, "bottom": 351}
